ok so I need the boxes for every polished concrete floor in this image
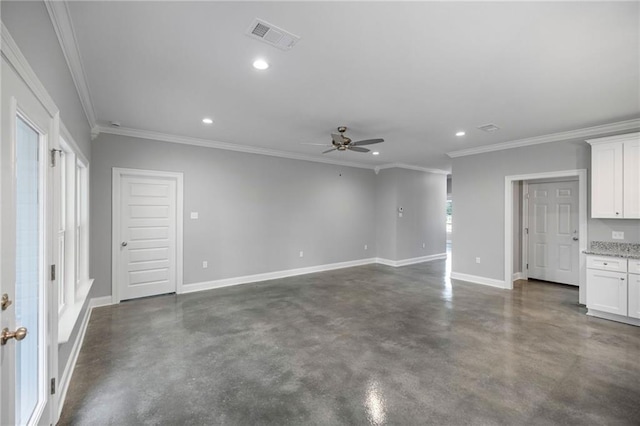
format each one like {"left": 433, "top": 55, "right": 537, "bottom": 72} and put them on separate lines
{"left": 59, "top": 258, "right": 640, "bottom": 425}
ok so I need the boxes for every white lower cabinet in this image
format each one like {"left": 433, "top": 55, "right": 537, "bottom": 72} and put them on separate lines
{"left": 586, "top": 268, "right": 628, "bottom": 316}
{"left": 629, "top": 272, "right": 640, "bottom": 319}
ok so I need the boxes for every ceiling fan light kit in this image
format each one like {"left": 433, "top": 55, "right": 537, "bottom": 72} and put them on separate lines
{"left": 313, "top": 126, "right": 384, "bottom": 154}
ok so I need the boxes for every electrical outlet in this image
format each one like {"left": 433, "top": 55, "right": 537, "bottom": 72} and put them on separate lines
{"left": 422, "top": 243, "right": 426, "bottom": 248}
{"left": 476, "top": 257, "right": 481, "bottom": 264}
{"left": 190, "top": 212, "right": 199, "bottom": 219}
{"left": 202, "top": 261, "right": 208, "bottom": 268}
{"left": 364, "top": 244, "right": 368, "bottom": 250}
{"left": 612, "top": 231, "right": 624, "bottom": 240}
{"left": 299, "top": 251, "right": 304, "bottom": 258}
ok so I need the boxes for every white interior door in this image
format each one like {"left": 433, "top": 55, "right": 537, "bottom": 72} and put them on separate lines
{"left": 1, "top": 57, "right": 55, "bottom": 426}
{"left": 116, "top": 173, "right": 178, "bottom": 301}
{"left": 527, "top": 181, "right": 579, "bottom": 286}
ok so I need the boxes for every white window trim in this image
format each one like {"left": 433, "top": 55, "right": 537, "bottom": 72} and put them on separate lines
{"left": 57, "top": 124, "right": 93, "bottom": 344}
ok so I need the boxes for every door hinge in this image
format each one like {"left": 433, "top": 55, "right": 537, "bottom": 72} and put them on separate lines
{"left": 525, "top": 227, "right": 529, "bottom": 235}
{"left": 50, "top": 264, "right": 56, "bottom": 281}
{"left": 50, "top": 378, "right": 56, "bottom": 395}
{"left": 50, "top": 149, "right": 62, "bottom": 167}
{"left": 526, "top": 263, "right": 529, "bottom": 269}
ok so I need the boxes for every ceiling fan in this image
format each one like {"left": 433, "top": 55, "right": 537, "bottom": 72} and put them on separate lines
{"left": 302, "top": 126, "right": 384, "bottom": 154}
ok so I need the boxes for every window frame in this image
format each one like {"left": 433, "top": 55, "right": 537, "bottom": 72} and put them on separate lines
{"left": 57, "top": 127, "right": 93, "bottom": 344}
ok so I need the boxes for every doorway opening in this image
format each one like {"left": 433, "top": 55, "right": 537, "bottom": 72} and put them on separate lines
{"left": 504, "top": 170, "right": 587, "bottom": 305}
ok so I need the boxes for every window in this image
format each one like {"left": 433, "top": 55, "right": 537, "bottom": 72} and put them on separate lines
{"left": 58, "top": 151, "right": 66, "bottom": 314}
{"left": 57, "top": 136, "right": 92, "bottom": 343}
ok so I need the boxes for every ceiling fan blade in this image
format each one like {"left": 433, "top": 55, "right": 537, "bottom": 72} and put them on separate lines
{"left": 331, "top": 133, "right": 345, "bottom": 145}
{"left": 322, "top": 148, "right": 337, "bottom": 154}
{"left": 352, "top": 138, "right": 384, "bottom": 146}
{"left": 348, "top": 146, "right": 370, "bottom": 153}
{"left": 301, "top": 143, "right": 332, "bottom": 146}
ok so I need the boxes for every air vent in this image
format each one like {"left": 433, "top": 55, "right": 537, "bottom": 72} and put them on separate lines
{"left": 246, "top": 19, "right": 300, "bottom": 51}
{"left": 478, "top": 123, "right": 500, "bottom": 132}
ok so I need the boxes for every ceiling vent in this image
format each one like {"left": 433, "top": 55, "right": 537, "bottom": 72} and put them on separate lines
{"left": 245, "top": 19, "right": 300, "bottom": 51}
{"left": 478, "top": 123, "right": 501, "bottom": 132}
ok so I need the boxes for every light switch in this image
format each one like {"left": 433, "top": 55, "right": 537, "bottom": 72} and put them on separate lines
{"left": 190, "top": 212, "right": 199, "bottom": 219}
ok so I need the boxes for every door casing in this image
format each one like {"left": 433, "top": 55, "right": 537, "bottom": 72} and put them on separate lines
{"left": 504, "top": 169, "right": 587, "bottom": 305}
{"left": 111, "top": 168, "right": 184, "bottom": 304}
{"left": 1, "top": 59, "right": 59, "bottom": 426}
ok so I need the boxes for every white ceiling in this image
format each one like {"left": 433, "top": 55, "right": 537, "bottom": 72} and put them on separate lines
{"left": 67, "top": 1, "right": 640, "bottom": 171}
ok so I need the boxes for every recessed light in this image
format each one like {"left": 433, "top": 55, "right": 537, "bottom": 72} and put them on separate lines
{"left": 252, "top": 59, "right": 269, "bottom": 70}
{"left": 372, "top": 151, "right": 380, "bottom": 156}
{"left": 455, "top": 131, "right": 466, "bottom": 137}
{"left": 202, "top": 118, "right": 213, "bottom": 124}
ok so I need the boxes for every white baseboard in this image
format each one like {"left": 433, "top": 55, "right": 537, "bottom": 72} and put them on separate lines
{"left": 512, "top": 272, "right": 525, "bottom": 281}
{"left": 181, "top": 257, "right": 378, "bottom": 294}
{"left": 375, "top": 257, "right": 396, "bottom": 267}
{"left": 376, "top": 253, "right": 447, "bottom": 267}
{"left": 183, "top": 254, "right": 450, "bottom": 294}
{"left": 450, "top": 272, "right": 507, "bottom": 289}
{"left": 57, "top": 296, "right": 113, "bottom": 420}
{"left": 91, "top": 295, "right": 113, "bottom": 308}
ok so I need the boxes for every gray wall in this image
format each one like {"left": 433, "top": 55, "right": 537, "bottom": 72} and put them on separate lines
{"left": 92, "top": 135, "right": 448, "bottom": 297}
{"left": 452, "top": 137, "right": 640, "bottom": 281}
{"left": 2, "top": 0, "right": 93, "bottom": 380}
{"left": 589, "top": 219, "right": 640, "bottom": 242}
{"left": 375, "top": 170, "right": 397, "bottom": 260}
{"left": 91, "top": 133, "right": 378, "bottom": 297}
{"left": 2, "top": 0, "right": 91, "bottom": 158}
{"left": 395, "top": 169, "right": 447, "bottom": 259}
{"left": 375, "top": 168, "right": 447, "bottom": 261}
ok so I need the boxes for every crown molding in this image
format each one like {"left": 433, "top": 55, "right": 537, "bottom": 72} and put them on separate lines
{"left": 97, "top": 125, "right": 382, "bottom": 170}
{"left": 1, "top": 23, "right": 59, "bottom": 116}
{"left": 374, "top": 163, "right": 449, "bottom": 175}
{"left": 98, "top": 125, "right": 452, "bottom": 173}
{"left": 45, "top": 0, "right": 97, "bottom": 129}
{"left": 446, "top": 118, "right": 640, "bottom": 158}
{"left": 586, "top": 131, "right": 639, "bottom": 146}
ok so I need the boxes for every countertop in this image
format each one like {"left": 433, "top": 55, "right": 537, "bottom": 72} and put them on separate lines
{"left": 583, "top": 241, "right": 640, "bottom": 259}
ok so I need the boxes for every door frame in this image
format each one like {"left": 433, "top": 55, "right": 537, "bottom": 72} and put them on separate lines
{"left": 111, "top": 167, "right": 184, "bottom": 304}
{"left": 504, "top": 169, "right": 587, "bottom": 305}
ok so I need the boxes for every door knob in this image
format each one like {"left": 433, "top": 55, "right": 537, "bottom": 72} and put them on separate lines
{"left": 1, "top": 327, "right": 27, "bottom": 345}
{"left": 1, "top": 294, "right": 12, "bottom": 311}
{"left": 572, "top": 237, "right": 579, "bottom": 241}
{"left": 121, "top": 241, "right": 128, "bottom": 247}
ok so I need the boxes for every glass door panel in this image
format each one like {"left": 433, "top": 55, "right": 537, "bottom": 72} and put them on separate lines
{"left": 15, "top": 116, "right": 43, "bottom": 425}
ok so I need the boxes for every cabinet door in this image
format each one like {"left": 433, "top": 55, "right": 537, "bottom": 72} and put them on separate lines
{"left": 591, "top": 142, "right": 623, "bottom": 218}
{"left": 629, "top": 274, "right": 640, "bottom": 319}
{"left": 623, "top": 139, "right": 640, "bottom": 218}
{"left": 587, "top": 269, "right": 627, "bottom": 315}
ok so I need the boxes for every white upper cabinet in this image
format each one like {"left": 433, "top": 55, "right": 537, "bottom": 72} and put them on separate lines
{"left": 587, "top": 132, "right": 640, "bottom": 219}
{"left": 623, "top": 138, "right": 640, "bottom": 218}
